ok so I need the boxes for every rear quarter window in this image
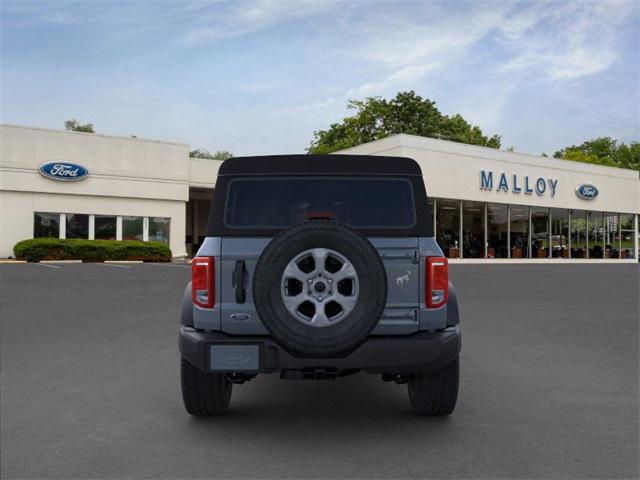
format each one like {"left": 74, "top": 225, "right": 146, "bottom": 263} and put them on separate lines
{"left": 224, "top": 177, "right": 416, "bottom": 229}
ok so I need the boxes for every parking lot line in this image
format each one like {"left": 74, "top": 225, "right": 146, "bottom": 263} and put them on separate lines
{"left": 149, "top": 263, "right": 191, "bottom": 268}
{"left": 35, "top": 263, "right": 61, "bottom": 269}
{"left": 96, "top": 263, "right": 131, "bottom": 269}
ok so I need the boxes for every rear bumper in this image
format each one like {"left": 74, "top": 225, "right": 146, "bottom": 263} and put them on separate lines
{"left": 179, "top": 327, "right": 461, "bottom": 375}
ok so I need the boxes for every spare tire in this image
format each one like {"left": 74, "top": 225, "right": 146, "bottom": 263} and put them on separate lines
{"left": 253, "top": 221, "right": 387, "bottom": 357}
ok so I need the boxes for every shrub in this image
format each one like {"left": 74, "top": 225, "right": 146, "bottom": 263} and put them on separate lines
{"left": 13, "top": 238, "right": 172, "bottom": 262}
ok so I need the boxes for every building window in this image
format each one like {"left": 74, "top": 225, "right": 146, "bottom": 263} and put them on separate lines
{"left": 571, "top": 210, "right": 587, "bottom": 258}
{"left": 509, "top": 205, "right": 529, "bottom": 259}
{"left": 551, "top": 209, "right": 570, "bottom": 258}
{"left": 436, "top": 199, "right": 460, "bottom": 258}
{"left": 122, "top": 216, "right": 143, "bottom": 241}
{"left": 620, "top": 214, "right": 635, "bottom": 259}
{"left": 65, "top": 214, "right": 89, "bottom": 239}
{"left": 588, "top": 211, "right": 604, "bottom": 258}
{"left": 487, "top": 203, "right": 508, "bottom": 259}
{"left": 531, "top": 207, "right": 550, "bottom": 258}
{"left": 603, "top": 213, "right": 619, "bottom": 259}
{"left": 462, "top": 201, "right": 484, "bottom": 258}
{"left": 149, "top": 217, "right": 170, "bottom": 245}
{"left": 34, "top": 212, "right": 60, "bottom": 238}
{"left": 95, "top": 215, "right": 117, "bottom": 240}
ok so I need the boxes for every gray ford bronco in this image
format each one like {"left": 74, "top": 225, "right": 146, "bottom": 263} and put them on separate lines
{"left": 179, "top": 155, "right": 461, "bottom": 416}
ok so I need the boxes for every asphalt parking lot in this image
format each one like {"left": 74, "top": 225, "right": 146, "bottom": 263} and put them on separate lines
{"left": 1, "top": 263, "right": 638, "bottom": 479}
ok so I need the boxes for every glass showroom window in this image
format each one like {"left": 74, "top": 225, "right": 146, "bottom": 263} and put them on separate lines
{"left": 588, "top": 211, "right": 604, "bottom": 258}
{"left": 436, "top": 199, "right": 460, "bottom": 258}
{"left": 620, "top": 214, "right": 635, "bottom": 259}
{"left": 603, "top": 213, "right": 619, "bottom": 259}
{"left": 509, "top": 205, "right": 529, "bottom": 259}
{"left": 95, "top": 215, "right": 117, "bottom": 240}
{"left": 34, "top": 212, "right": 60, "bottom": 238}
{"left": 487, "top": 203, "right": 508, "bottom": 259}
{"left": 122, "top": 216, "right": 143, "bottom": 241}
{"left": 551, "top": 209, "right": 570, "bottom": 258}
{"left": 571, "top": 210, "right": 587, "bottom": 258}
{"left": 462, "top": 201, "right": 485, "bottom": 258}
{"left": 65, "top": 214, "right": 89, "bottom": 239}
{"left": 149, "top": 217, "right": 170, "bottom": 244}
{"left": 531, "top": 207, "right": 550, "bottom": 258}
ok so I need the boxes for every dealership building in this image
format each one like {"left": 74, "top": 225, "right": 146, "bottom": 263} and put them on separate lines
{"left": 1, "top": 124, "right": 638, "bottom": 262}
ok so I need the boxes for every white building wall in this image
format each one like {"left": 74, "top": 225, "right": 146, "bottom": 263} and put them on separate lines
{"left": 0, "top": 124, "right": 191, "bottom": 258}
{"left": 338, "top": 134, "right": 640, "bottom": 215}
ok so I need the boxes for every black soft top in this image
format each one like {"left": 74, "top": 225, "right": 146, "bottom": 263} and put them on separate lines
{"left": 207, "top": 154, "right": 432, "bottom": 237}
{"left": 218, "top": 154, "right": 423, "bottom": 176}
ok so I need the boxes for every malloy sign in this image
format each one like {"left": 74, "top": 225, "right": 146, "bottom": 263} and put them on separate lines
{"left": 480, "top": 170, "right": 558, "bottom": 197}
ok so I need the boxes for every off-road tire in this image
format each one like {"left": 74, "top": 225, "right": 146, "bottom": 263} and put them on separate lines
{"left": 408, "top": 356, "right": 459, "bottom": 416}
{"left": 181, "top": 357, "right": 232, "bottom": 416}
{"left": 253, "top": 221, "right": 387, "bottom": 358}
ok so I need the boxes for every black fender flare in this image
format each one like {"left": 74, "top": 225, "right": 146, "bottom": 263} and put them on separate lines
{"left": 446, "top": 281, "right": 460, "bottom": 326}
{"left": 181, "top": 282, "right": 193, "bottom": 327}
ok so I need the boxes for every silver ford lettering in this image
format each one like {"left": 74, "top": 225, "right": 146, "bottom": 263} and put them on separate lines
{"left": 50, "top": 164, "right": 79, "bottom": 176}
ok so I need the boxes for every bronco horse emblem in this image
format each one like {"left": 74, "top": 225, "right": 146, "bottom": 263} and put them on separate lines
{"left": 396, "top": 270, "right": 411, "bottom": 287}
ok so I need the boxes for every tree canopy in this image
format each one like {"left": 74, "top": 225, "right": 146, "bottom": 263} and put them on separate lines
{"left": 554, "top": 137, "right": 640, "bottom": 172}
{"left": 308, "top": 91, "right": 501, "bottom": 154}
{"left": 64, "top": 119, "right": 95, "bottom": 133}
{"left": 189, "top": 149, "right": 234, "bottom": 160}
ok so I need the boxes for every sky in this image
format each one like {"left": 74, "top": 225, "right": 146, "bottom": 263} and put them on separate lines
{"left": 1, "top": 0, "right": 639, "bottom": 157}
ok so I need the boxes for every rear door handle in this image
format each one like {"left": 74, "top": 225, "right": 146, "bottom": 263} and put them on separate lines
{"left": 233, "top": 260, "right": 246, "bottom": 304}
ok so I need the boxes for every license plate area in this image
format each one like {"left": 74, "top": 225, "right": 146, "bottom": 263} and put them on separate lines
{"left": 209, "top": 344, "right": 260, "bottom": 372}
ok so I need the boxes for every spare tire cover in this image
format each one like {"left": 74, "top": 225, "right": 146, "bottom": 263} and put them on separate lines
{"left": 253, "top": 221, "right": 387, "bottom": 357}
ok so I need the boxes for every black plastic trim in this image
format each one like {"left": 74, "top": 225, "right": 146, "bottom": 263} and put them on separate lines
{"left": 179, "top": 327, "right": 461, "bottom": 375}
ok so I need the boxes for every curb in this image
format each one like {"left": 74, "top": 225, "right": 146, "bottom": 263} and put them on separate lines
{"left": 0, "top": 260, "right": 27, "bottom": 264}
{"left": 40, "top": 260, "right": 82, "bottom": 264}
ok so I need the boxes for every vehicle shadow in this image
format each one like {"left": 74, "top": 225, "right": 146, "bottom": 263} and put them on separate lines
{"left": 182, "top": 372, "right": 457, "bottom": 436}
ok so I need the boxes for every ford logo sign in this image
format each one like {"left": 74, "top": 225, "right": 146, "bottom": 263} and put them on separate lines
{"left": 575, "top": 184, "right": 598, "bottom": 200}
{"left": 39, "top": 161, "right": 89, "bottom": 182}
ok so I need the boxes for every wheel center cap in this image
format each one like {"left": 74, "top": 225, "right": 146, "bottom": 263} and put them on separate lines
{"left": 314, "top": 281, "right": 327, "bottom": 293}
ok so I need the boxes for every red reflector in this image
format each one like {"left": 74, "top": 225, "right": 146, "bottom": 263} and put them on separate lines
{"left": 426, "top": 257, "right": 448, "bottom": 308}
{"left": 192, "top": 257, "right": 215, "bottom": 308}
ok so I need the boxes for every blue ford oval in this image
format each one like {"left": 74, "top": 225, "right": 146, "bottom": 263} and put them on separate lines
{"left": 575, "top": 183, "right": 598, "bottom": 200}
{"left": 39, "top": 161, "right": 89, "bottom": 182}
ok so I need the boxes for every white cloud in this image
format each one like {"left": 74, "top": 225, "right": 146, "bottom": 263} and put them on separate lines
{"left": 499, "top": 0, "right": 637, "bottom": 79}
{"left": 183, "top": 0, "right": 340, "bottom": 44}
{"left": 347, "top": 63, "right": 440, "bottom": 97}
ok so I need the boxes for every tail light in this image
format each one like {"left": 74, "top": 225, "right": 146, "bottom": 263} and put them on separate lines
{"left": 426, "top": 257, "right": 448, "bottom": 308}
{"left": 192, "top": 257, "right": 215, "bottom": 308}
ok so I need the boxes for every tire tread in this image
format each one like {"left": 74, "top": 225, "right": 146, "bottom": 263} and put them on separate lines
{"left": 408, "top": 356, "right": 459, "bottom": 416}
{"left": 181, "top": 357, "right": 232, "bottom": 416}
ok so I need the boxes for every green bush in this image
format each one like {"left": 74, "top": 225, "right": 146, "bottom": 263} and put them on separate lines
{"left": 13, "top": 238, "right": 172, "bottom": 262}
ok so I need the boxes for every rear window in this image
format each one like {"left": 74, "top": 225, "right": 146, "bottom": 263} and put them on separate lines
{"left": 224, "top": 177, "right": 416, "bottom": 229}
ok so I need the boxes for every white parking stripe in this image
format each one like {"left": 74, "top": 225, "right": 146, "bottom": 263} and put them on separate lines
{"left": 36, "top": 263, "right": 61, "bottom": 269}
{"left": 96, "top": 263, "right": 131, "bottom": 269}
{"left": 149, "top": 263, "right": 191, "bottom": 268}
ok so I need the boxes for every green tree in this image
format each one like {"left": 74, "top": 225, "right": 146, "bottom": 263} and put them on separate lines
{"left": 554, "top": 137, "right": 640, "bottom": 171}
{"left": 64, "top": 119, "right": 95, "bottom": 133}
{"left": 308, "top": 91, "right": 501, "bottom": 154}
{"left": 190, "top": 149, "right": 233, "bottom": 160}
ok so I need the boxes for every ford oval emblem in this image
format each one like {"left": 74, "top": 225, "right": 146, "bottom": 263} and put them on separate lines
{"left": 575, "top": 184, "right": 598, "bottom": 200}
{"left": 39, "top": 161, "right": 89, "bottom": 182}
